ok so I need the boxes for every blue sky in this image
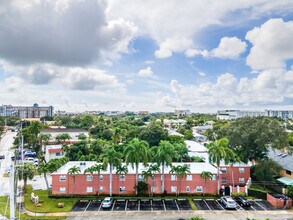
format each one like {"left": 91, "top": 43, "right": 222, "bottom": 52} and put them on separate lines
{"left": 0, "top": 0, "right": 292, "bottom": 113}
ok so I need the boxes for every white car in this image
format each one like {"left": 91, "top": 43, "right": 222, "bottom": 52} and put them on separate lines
{"left": 102, "top": 197, "right": 113, "bottom": 208}
{"left": 220, "top": 196, "right": 237, "bottom": 209}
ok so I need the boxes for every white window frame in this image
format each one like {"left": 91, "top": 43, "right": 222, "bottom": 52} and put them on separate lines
{"left": 151, "top": 175, "right": 155, "bottom": 181}
{"left": 196, "top": 186, "right": 203, "bottom": 192}
{"left": 119, "top": 175, "right": 126, "bottom": 181}
{"left": 59, "top": 175, "right": 66, "bottom": 181}
{"left": 171, "top": 186, "right": 177, "bottom": 192}
{"left": 119, "top": 186, "right": 126, "bottom": 192}
{"left": 186, "top": 175, "right": 192, "bottom": 181}
{"left": 99, "top": 175, "right": 103, "bottom": 181}
{"left": 86, "top": 175, "right": 93, "bottom": 181}
{"left": 151, "top": 186, "right": 155, "bottom": 192}
{"left": 186, "top": 186, "right": 190, "bottom": 192}
{"left": 239, "top": 177, "right": 245, "bottom": 183}
{"left": 59, "top": 187, "right": 66, "bottom": 193}
{"left": 220, "top": 167, "right": 227, "bottom": 174}
{"left": 138, "top": 175, "right": 143, "bottom": 181}
{"left": 239, "top": 167, "right": 245, "bottom": 173}
{"left": 212, "top": 175, "right": 216, "bottom": 181}
{"left": 222, "top": 178, "right": 227, "bottom": 184}
{"left": 171, "top": 175, "right": 177, "bottom": 181}
{"left": 99, "top": 186, "right": 103, "bottom": 192}
{"left": 86, "top": 187, "right": 93, "bottom": 193}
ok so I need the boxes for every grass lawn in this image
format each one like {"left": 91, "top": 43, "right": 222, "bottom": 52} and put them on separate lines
{"left": 25, "top": 185, "right": 77, "bottom": 213}
{"left": 250, "top": 184, "right": 274, "bottom": 193}
{"left": 1, "top": 196, "right": 66, "bottom": 219}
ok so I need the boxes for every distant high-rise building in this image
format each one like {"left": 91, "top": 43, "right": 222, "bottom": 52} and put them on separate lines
{"left": 175, "top": 109, "right": 190, "bottom": 117}
{"left": 0, "top": 105, "right": 18, "bottom": 117}
{"left": 17, "top": 103, "right": 54, "bottom": 119}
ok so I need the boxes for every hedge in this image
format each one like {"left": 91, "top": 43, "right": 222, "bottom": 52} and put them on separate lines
{"left": 247, "top": 188, "right": 267, "bottom": 200}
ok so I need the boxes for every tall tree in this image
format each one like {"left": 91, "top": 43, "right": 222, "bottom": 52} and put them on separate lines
{"left": 92, "top": 164, "right": 106, "bottom": 196}
{"left": 37, "top": 162, "right": 50, "bottom": 190}
{"left": 84, "top": 166, "right": 96, "bottom": 194}
{"left": 169, "top": 165, "right": 190, "bottom": 196}
{"left": 201, "top": 171, "right": 213, "bottom": 197}
{"left": 56, "top": 133, "right": 72, "bottom": 144}
{"left": 145, "top": 164, "right": 160, "bottom": 196}
{"left": 124, "top": 138, "right": 150, "bottom": 195}
{"left": 152, "top": 140, "right": 177, "bottom": 193}
{"left": 67, "top": 165, "right": 81, "bottom": 196}
{"left": 102, "top": 146, "right": 121, "bottom": 196}
{"left": 116, "top": 165, "right": 128, "bottom": 194}
{"left": 17, "top": 163, "right": 36, "bottom": 192}
{"left": 206, "top": 138, "right": 234, "bottom": 194}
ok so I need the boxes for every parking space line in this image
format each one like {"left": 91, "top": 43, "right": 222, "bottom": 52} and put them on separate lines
{"left": 215, "top": 200, "right": 225, "bottom": 210}
{"left": 255, "top": 201, "right": 267, "bottom": 211}
{"left": 162, "top": 199, "right": 166, "bottom": 211}
{"left": 203, "top": 199, "right": 212, "bottom": 210}
{"left": 84, "top": 201, "right": 91, "bottom": 212}
{"left": 111, "top": 200, "right": 116, "bottom": 211}
{"left": 150, "top": 199, "right": 153, "bottom": 211}
{"left": 98, "top": 201, "right": 102, "bottom": 211}
{"left": 125, "top": 200, "right": 128, "bottom": 211}
{"left": 138, "top": 200, "right": 140, "bottom": 211}
{"left": 174, "top": 199, "right": 180, "bottom": 210}
{"left": 250, "top": 205, "right": 256, "bottom": 211}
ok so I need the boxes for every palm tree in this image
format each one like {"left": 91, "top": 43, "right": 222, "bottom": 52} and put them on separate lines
{"left": 147, "top": 164, "right": 160, "bottom": 196}
{"left": 84, "top": 166, "right": 96, "bottom": 194}
{"left": 124, "top": 138, "right": 150, "bottom": 195}
{"left": 176, "top": 165, "right": 190, "bottom": 196}
{"left": 169, "top": 165, "right": 179, "bottom": 196}
{"left": 174, "top": 143, "right": 188, "bottom": 162}
{"left": 152, "top": 140, "right": 177, "bottom": 193}
{"left": 92, "top": 164, "right": 106, "bottom": 196}
{"left": 67, "top": 165, "right": 81, "bottom": 196}
{"left": 201, "top": 171, "right": 213, "bottom": 197}
{"left": 77, "top": 133, "right": 87, "bottom": 141}
{"left": 37, "top": 162, "right": 50, "bottom": 190}
{"left": 227, "top": 154, "right": 239, "bottom": 188}
{"left": 102, "top": 146, "right": 122, "bottom": 196}
{"left": 56, "top": 133, "right": 72, "bottom": 144}
{"left": 142, "top": 169, "right": 152, "bottom": 196}
{"left": 39, "top": 133, "right": 52, "bottom": 160}
{"left": 116, "top": 165, "right": 128, "bottom": 194}
{"left": 17, "top": 163, "right": 36, "bottom": 192}
{"left": 206, "top": 138, "right": 234, "bottom": 194}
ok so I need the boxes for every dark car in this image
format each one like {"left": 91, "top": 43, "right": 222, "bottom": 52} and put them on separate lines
{"left": 234, "top": 197, "right": 252, "bottom": 207}
{"left": 0, "top": 155, "right": 5, "bottom": 159}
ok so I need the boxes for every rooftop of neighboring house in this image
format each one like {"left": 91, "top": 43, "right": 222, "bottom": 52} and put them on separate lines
{"left": 47, "top": 145, "right": 64, "bottom": 153}
{"left": 184, "top": 140, "right": 208, "bottom": 152}
{"left": 166, "top": 129, "right": 184, "bottom": 137}
{"left": 267, "top": 148, "right": 293, "bottom": 172}
{"left": 52, "top": 162, "right": 218, "bottom": 175}
{"left": 40, "top": 128, "right": 88, "bottom": 133}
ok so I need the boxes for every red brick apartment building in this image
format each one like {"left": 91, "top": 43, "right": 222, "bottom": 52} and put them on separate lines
{"left": 51, "top": 162, "right": 250, "bottom": 195}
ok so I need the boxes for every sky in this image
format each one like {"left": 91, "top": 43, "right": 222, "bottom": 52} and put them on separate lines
{"left": 0, "top": 0, "right": 293, "bottom": 113}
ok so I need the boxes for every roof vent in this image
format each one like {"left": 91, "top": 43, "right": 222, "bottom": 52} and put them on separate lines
{"left": 281, "top": 154, "right": 287, "bottom": 158}
{"left": 277, "top": 153, "right": 283, "bottom": 156}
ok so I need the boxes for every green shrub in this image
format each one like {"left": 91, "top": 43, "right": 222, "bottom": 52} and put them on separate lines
{"left": 188, "top": 217, "right": 205, "bottom": 220}
{"left": 231, "top": 192, "right": 245, "bottom": 197}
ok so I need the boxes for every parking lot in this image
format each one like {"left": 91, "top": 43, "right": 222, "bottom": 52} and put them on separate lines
{"left": 193, "top": 199, "right": 276, "bottom": 211}
{"left": 71, "top": 199, "right": 192, "bottom": 212}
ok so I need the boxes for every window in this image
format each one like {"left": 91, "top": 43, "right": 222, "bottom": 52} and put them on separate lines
{"left": 171, "top": 175, "right": 177, "bottom": 181}
{"left": 171, "top": 186, "right": 177, "bottom": 192}
{"left": 119, "top": 175, "right": 126, "bottom": 181}
{"left": 138, "top": 175, "right": 143, "bottom": 181}
{"left": 99, "top": 175, "right": 103, "bottom": 181}
{"left": 151, "top": 187, "right": 155, "bottom": 192}
{"left": 151, "top": 175, "right": 155, "bottom": 181}
{"left": 286, "top": 170, "right": 291, "bottom": 175}
{"left": 239, "top": 167, "right": 245, "bottom": 173}
{"left": 59, "top": 187, "right": 66, "bottom": 193}
{"left": 161, "top": 175, "right": 163, "bottom": 181}
{"left": 86, "top": 175, "right": 93, "bottom": 181}
{"left": 186, "top": 175, "right": 192, "bottom": 181}
{"left": 220, "top": 167, "right": 227, "bottom": 174}
{"left": 86, "top": 187, "right": 93, "bottom": 193}
{"left": 119, "top": 186, "right": 126, "bottom": 192}
{"left": 212, "top": 175, "right": 216, "bottom": 181}
{"left": 56, "top": 152, "right": 64, "bottom": 156}
{"left": 186, "top": 186, "right": 190, "bottom": 192}
{"left": 59, "top": 175, "right": 66, "bottom": 181}
{"left": 239, "top": 178, "right": 245, "bottom": 183}
{"left": 196, "top": 186, "right": 203, "bottom": 192}
{"left": 222, "top": 178, "right": 227, "bottom": 184}
{"left": 99, "top": 187, "right": 103, "bottom": 192}
{"left": 160, "top": 186, "right": 164, "bottom": 192}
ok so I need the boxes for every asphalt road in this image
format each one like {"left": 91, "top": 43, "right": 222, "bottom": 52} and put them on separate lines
{"left": 0, "top": 131, "right": 16, "bottom": 196}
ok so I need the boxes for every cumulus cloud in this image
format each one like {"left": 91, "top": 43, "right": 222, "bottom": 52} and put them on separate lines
{"left": 158, "top": 69, "right": 293, "bottom": 109}
{"left": 138, "top": 66, "right": 154, "bottom": 77}
{"left": 0, "top": 0, "right": 137, "bottom": 66}
{"left": 210, "top": 37, "right": 247, "bottom": 59}
{"left": 246, "top": 18, "right": 293, "bottom": 70}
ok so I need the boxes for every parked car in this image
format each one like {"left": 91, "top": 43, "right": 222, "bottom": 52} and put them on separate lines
{"left": 102, "top": 197, "right": 113, "bottom": 208}
{"left": 220, "top": 196, "right": 237, "bottom": 209}
{"left": 0, "top": 155, "right": 5, "bottom": 159}
{"left": 234, "top": 196, "right": 252, "bottom": 207}
{"left": 24, "top": 157, "right": 35, "bottom": 163}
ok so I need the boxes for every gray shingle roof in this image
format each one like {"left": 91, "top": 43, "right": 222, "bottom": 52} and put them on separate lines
{"left": 267, "top": 148, "right": 293, "bottom": 172}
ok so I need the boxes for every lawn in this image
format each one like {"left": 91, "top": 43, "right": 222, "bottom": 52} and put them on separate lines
{"left": 25, "top": 185, "right": 77, "bottom": 213}
{"left": 1, "top": 195, "right": 66, "bottom": 219}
